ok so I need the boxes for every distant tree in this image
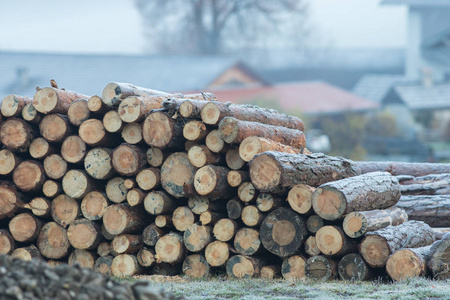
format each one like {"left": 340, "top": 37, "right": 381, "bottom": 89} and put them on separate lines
{"left": 134, "top": 0, "right": 310, "bottom": 55}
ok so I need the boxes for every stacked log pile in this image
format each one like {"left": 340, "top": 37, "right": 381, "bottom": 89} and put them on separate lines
{"left": 0, "top": 80, "right": 449, "bottom": 283}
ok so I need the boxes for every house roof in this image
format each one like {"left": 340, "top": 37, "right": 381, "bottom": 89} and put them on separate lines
{"left": 382, "top": 0, "right": 450, "bottom": 6}
{"left": 207, "top": 81, "right": 378, "bottom": 116}
{"left": 352, "top": 74, "right": 410, "bottom": 103}
{"left": 0, "top": 51, "right": 243, "bottom": 98}
{"left": 392, "top": 83, "right": 450, "bottom": 110}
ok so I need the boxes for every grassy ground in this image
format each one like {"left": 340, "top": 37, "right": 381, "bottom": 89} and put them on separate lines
{"left": 120, "top": 276, "right": 450, "bottom": 300}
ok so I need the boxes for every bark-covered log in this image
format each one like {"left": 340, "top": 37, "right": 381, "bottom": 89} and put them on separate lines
{"left": 111, "top": 254, "right": 143, "bottom": 276}
{"left": 194, "top": 165, "right": 233, "bottom": 200}
{"left": 433, "top": 228, "right": 450, "bottom": 240}
{"left": 304, "top": 235, "right": 321, "bottom": 256}
{"left": 67, "top": 218, "right": 102, "bottom": 250}
{"left": 250, "top": 152, "right": 361, "bottom": 194}
{"left": 101, "top": 82, "right": 168, "bottom": 107}
{"left": 88, "top": 95, "right": 110, "bottom": 114}
{"left": 51, "top": 194, "right": 80, "bottom": 228}
{"left": 137, "top": 247, "right": 156, "bottom": 267}
{"left": 360, "top": 220, "right": 435, "bottom": 267}
{"left": 25, "top": 197, "right": 51, "bottom": 218}
{"left": 33, "top": 86, "right": 88, "bottom": 114}
{"left": 80, "top": 191, "right": 109, "bottom": 221}
{"left": 103, "top": 110, "right": 124, "bottom": 133}
{"left": 395, "top": 195, "right": 450, "bottom": 227}
{"left": 102, "top": 204, "right": 146, "bottom": 235}
{"left": 205, "top": 241, "right": 230, "bottom": 267}
{"left": 161, "top": 152, "right": 197, "bottom": 198}
{"left": 241, "top": 205, "right": 264, "bottom": 227}
{"left": 397, "top": 173, "right": 450, "bottom": 195}
{"left": 183, "top": 224, "right": 212, "bottom": 252}
{"left": 0, "top": 149, "right": 20, "bottom": 176}
{"left": 281, "top": 255, "right": 307, "bottom": 281}
{"left": 43, "top": 154, "right": 67, "bottom": 180}
{"left": 68, "top": 249, "right": 97, "bottom": 269}
{"left": 61, "top": 135, "right": 87, "bottom": 164}
{"left": 146, "top": 147, "right": 167, "bottom": 168}
{"left": 112, "top": 144, "right": 147, "bottom": 176}
{"left": 40, "top": 114, "right": 73, "bottom": 143}
{"left": 84, "top": 148, "right": 114, "bottom": 180}
{"left": 287, "top": 184, "right": 314, "bottom": 215}
{"left": 306, "top": 215, "right": 325, "bottom": 234}
{"left": 0, "top": 183, "right": 25, "bottom": 220}
{"left": 111, "top": 234, "right": 143, "bottom": 254}
{"left": 79, "top": 119, "right": 117, "bottom": 147}
{"left": 142, "top": 111, "right": 184, "bottom": 149}
{"left": 13, "top": 160, "right": 46, "bottom": 192}
{"left": 226, "top": 198, "right": 243, "bottom": 220}
{"left": 312, "top": 172, "right": 401, "bottom": 221}
{"left": 260, "top": 208, "right": 307, "bottom": 257}
{"left": 343, "top": 207, "right": 408, "bottom": 238}
{"left": 225, "top": 147, "right": 245, "bottom": 170}
{"left": 305, "top": 256, "right": 337, "bottom": 281}
{"left": 355, "top": 161, "right": 450, "bottom": 177}
{"left": 188, "top": 145, "right": 223, "bottom": 168}
{"left": 172, "top": 206, "right": 195, "bottom": 232}
{"left": 62, "top": 169, "right": 94, "bottom": 199}
{"left": 182, "top": 254, "right": 210, "bottom": 279}
{"left": 68, "top": 99, "right": 90, "bottom": 126}
{"left": 315, "top": 225, "right": 359, "bottom": 257}
{"left": 11, "top": 245, "right": 43, "bottom": 261}
{"left": 143, "top": 190, "right": 174, "bottom": 215}
{"left": 338, "top": 253, "right": 372, "bottom": 281}
{"left": 8, "top": 213, "right": 42, "bottom": 243}
{"left": 239, "top": 136, "right": 301, "bottom": 162}
{"left": 428, "top": 233, "right": 450, "bottom": 279}
{"left": 205, "top": 129, "right": 229, "bottom": 153}
{"left": 105, "top": 177, "right": 129, "bottom": 204}
{"left": 213, "top": 218, "right": 239, "bottom": 242}
{"left": 234, "top": 227, "right": 261, "bottom": 255}
{"left": 201, "top": 102, "right": 304, "bottom": 130}
{"left": 29, "top": 138, "right": 55, "bottom": 160}
{"left": 22, "top": 103, "right": 42, "bottom": 124}
{"left": 0, "top": 118, "right": 35, "bottom": 152}
{"left": 0, "top": 230, "right": 15, "bottom": 255}
{"left": 386, "top": 245, "right": 432, "bottom": 281}
{"left": 1, "top": 94, "right": 32, "bottom": 117}
{"left": 117, "top": 95, "right": 163, "bottom": 123}
{"left": 142, "top": 223, "right": 165, "bottom": 247}
{"left": 255, "top": 194, "right": 283, "bottom": 212}
{"left": 225, "top": 255, "right": 263, "bottom": 279}
{"left": 218, "top": 117, "right": 306, "bottom": 149}
{"left": 37, "top": 222, "right": 70, "bottom": 259}
{"left": 121, "top": 122, "right": 143, "bottom": 145}
{"left": 227, "top": 170, "right": 250, "bottom": 187}
{"left": 155, "top": 232, "right": 185, "bottom": 264}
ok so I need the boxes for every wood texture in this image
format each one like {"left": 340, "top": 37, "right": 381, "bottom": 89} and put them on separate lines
{"left": 33, "top": 86, "right": 88, "bottom": 114}
{"left": 239, "top": 136, "right": 300, "bottom": 162}
{"left": 281, "top": 255, "right": 307, "bottom": 281}
{"left": 161, "top": 152, "right": 197, "bottom": 198}
{"left": 395, "top": 195, "right": 450, "bottom": 227}
{"left": 355, "top": 161, "right": 450, "bottom": 177}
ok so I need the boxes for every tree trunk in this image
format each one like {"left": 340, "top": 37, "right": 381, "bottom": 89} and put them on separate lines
{"left": 226, "top": 198, "right": 243, "bottom": 220}
{"left": 105, "top": 177, "right": 129, "bottom": 204}
{"left": 22, "top": 103, "right": 42, "bottom": 124}
{"left": 355, "top": 161, "right": 450, "bottom": 177}
{"left": 62, "top": 169, "right": 94, "bottom": 199}
{"left": 33, "top": 86, "right": 88, "bottom": 114}
{"left": 218, "top": 117, "right": 306, "bottom": 149}
{"left": 61, "top": 135, "right": 87, "bottom": 164}
{"left": 286, "top": 184, "right": 314, "bottom": 215}
{"left": 103, "top": 111, "right": 124, "bottom": 133}
{"left": 51, "top": 194, "right": 80, "bottom": 228}
{"left": 112, "top": 144, "right": 147, "bottom": 176}
{"left": 117, "top": 95, "right": 163, "bottom": 123}
{"left": 239, "top": 136, "right": 301, "bottom": 162}
{"left": 213, "top": 218, "right": 239, "bottom": 242}
{"left": 111, "top": 254, "right": 143, "bottom": 276}
{"left": 67, "top": 218, "right": 102, "bottom": 250}
{"left": 360, "top": 220, "right": 435, "bottom": 267}
{"left": 260, "top": 207, "right": 307, "bottom": 257}
{"left": 9, "top": 212, "right": 42, "bottom": 243}
{"left": 121, "top": 122, "right": 143, "bottom": 145}
{"left": 183, "top": 224, "right": 212, "bottom": 252}
{"left": 182, "top": 254, "right": 210, "bottom": 279}
{"left": 241, "top": 205, "right": 264, "bottom": 227}
{"left": 29, "top": 138, "right": 55, "bottom": 160}
{"left": 146, "top": 147, "right": 167, "bottom": 168}
{"left": 205, "top": 240, "right": 230, "bottom": 267}
{"left": 428, "top": 233, "right": 450, "bottom": 279}
{"left": 84, "top": 148, "right": 114, "bottom": 180}
{"left": 306, "top": 215, "right": 325, "bottom": 234}
{"left": 250, "top": 152, "right": 361, "bottom": 194}
{"left": 1, "top": 94, "right": 32, "bottom": 117}
{"left": 395, "top": 195, "right": 450, "bottom": 227}
{"left": 68, "top": 99, "right": 90, "bottom": 126}
{"left": 234, "top": 227, "right": 262, "bottom": 255}
{"left": 126, "top": 188, "right": 146, "bottom": 206}
{"left": 172, "top": 206, "right": 195, "bottom": 232}
{"left": 386, "top": 245, "right": 432, "bottom": 281}
{"left": 88, "top": 95, "right": 110, "bottom": 114}
{"left": 137, "top": 247, "right": 156, "bottom": 267}
{"left": 343, "top": 207, "right": 408, "bottom": 238}
{"left": 0, "top": 230, "right": 15, "bottom": 255}
{"left": 94, "top": 255, "right": 114, "bottom": 276}
{"left": 112, "top": 234, "right": 143, "bottom": 254}
{"left": 79, "top": 119, "right": 117, "bottom": 147}
{"left": 225, "top": 147, "right": 245, "bottom": 170}
{"left": 227, "top": 170, "right": 250, "bottom": 188}
{"left": 43, "top": 154, "right": 68, "bottom": 180}
{"left": 0, "top": 149, "right": 21, "bottom": 176}
{"left": 142, "top": 111, "right": 185, "bottom": 149}
{"left": 80, "top": 191, "right": 109, "bottom": 221}
{"left": 194, "top": 165, "right": 233, "bottom": 200}
{"left": 260, "top": 265, "right": 281, "bottom": 279}
{"left": 304, "top": 235, "right": 321, "bottom": 256}
{"left": 0, "top": 183, "right": 25, "bottom": 220}
{"left": 281, "top": 255, "right": 307, "bottom": 281}
{"left": 397, "top": 173, "right": 450, "bottom": 195}
{"left": 25, "top": 197, "right": 51, "bottom": 218}
{"left": 188, "top": 145, "right": 223, "bottom": 168}
{"left": 201, "top": 101, "right": 304, "bottom": 130}
{"left": 305, "top": 256, "right": 337, "bottom": 281}
{"left": 0, "top": 118, "right": 35, "bottom": 152}
{"left": 11, "top": 245, "right": 43, "bottom": 261}
{"left": 225, "top": 255, "right": 263, "bottom": 279}
{"left": 338, "top": 253, "right": 372, "bottom": 281}
{"left": 39, "top": 114, "right": 73, "bottom": 143}
{"left": 315, "top": 225, "right": 359, "bottom": 257}
{"left": 205, "top": 129, "right": 229, "bottom": 153}
{"left": 155, "top": 232, "right": 185, "bottom": 264}
{"left": 161, "top": 152, "right": 197, "bottom": 198}
{"left": 101, "top": 82, "right": 168, "bottom": 107}
{"left": 143, "top": 190, "right": 175, "bottom": 215}
{"left": 142, "top": 223, "right": 165, "bottom": 247}
{"left": 68, "top": 249, "right": 97, "bottom": 269}
{"left": 37, "top": 222, "right": 70, "bottom": 259}
{"left": 312, "top": 172, "right": 401, "bottom": 221}
{"left": 13, "top": 160, "right": 46, "bottom": 193}
{"left": 102, "top": 204, "right": 146, "bottom": 235}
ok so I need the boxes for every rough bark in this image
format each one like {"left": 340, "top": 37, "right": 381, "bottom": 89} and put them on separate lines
{"left": 101, "top": 82, "right": 168, "bottom": 107}
{"left": 1, "top": 118, "right": 35, "bottom": 152}
{"left": 142, "top": 111, "right": 185, "bottom": 149}
{"left": 61, "top": 135, "right": 87, "bottom": 164}
{"left": 121, "top": 122, "right": 143, "bottom": 145}
{"left": 29, "top": 138, "right": 55, "bottom": 160}
{"left": 111, "top": 144, "right": 147, "bottom": 176}
{"left": 395, "top": 195, "right": 450, "bottom": 227}
{"left": 281, "top": 255, "right": 307, "bottom": 281}
{"left": 397, "top": 173, "right": 450, "bottom": 195}
{"left": 287, "top": 184, "right": 315, "bottom": 215}
{"left": 172, "top": 206, "right": 195, "bottom": 232}
{"left": 0, "top": 149, "right": 21, "bottom": 176}
{"left": 39, "top": 114, "right": 73, "bottom": 143}
{"left": 428, "top": 233, "right": 450, "bottom": 279}
{"left": 155, "top": 232, "right": 185, "bottom": 264}
{"left": 386, "top": 245, "right": 432, "bottom": 281}
{"left": 68, "top": 99, "right": 90, "bottom": 126}
{"left": 102, "top": 111, "right": 124, "bottom": 133}
{"left": 338, "top": 253, "right": 372, "bottom": 281}
{"left": 62, "top": 169, "right": 94, "bottom": 199}
{"left": 67, "top": 218, "right": 102, "bottom": 250}
{"left": 205, "top": 241, "right": 230, "bottom": 267}
{"left": 182, "top": 254, "right": 210, "bottom": 279}
{"left": 213, "top": 218, "right": 239, "bottom": 242}
{"left": 234, "top": 227, "right": 262, "bottom": 255}
{"left": 13, "top": 160, "right": 46, "bottom": 193}
{"left": 161, "top": 152, "right": 197, "bottom": 198}
{"left": 9, "top": 213, "right": 42, "bottom": 243}
{"left": 84, "top": 148, "right": 114, "bottom": 180}
{"left": 305, "top": 256, "right": 338, "bottom": 281}
{"left": 315, "top": 225, "right": 359, "bottom": 257}
{"left": 37, "top": 222, "right": 70, "bottom": 259}
{"left": 239, "top": 136, "right": 301, "bottom": 162}
{"left": 143, "top": 190, "right": 175, "bottom": 215}
{"left": 225, "top": 255, "right": 263, "bottom": 279}
{"left": 355, "top": 161, "right": 450, "bottom": 177}
{"left": 1, "top": 94, "right": 32, "bottom": 117}
{"left": 80, "top": 191, "right": 109, "bottom": 221}
{"left": 102, "top": 204, "right": 146, "bottom": 235}
{"left": 183, "top": 224, "right": 212, "bottom": 252}
{"left": 43, "top": 154, "right": 68, "bottom": 180}
{"left": 194, "top": 165, "right": 233, "bottom": 200}
{"left": 51, "top": 194, "right": 80, "bottom": 228}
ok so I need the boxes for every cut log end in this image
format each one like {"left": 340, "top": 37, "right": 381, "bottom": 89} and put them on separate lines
{"left": 234, "top": 227, "right": 261, "bottom": 255}
{"left": 155, "top": 233, "right": 185, "bottom": 264}
{"left": 0, "top": 230, "right": 15, "bottom": 255}
{"left": 1, "top": 95, "right": 31, "bottom": 117}
{"left": 67, "top": 219, "right": 100, "bottom": 250}
{"left": 338, "top": 253, "right": 371, "bottom": 281}
{"left": 282, "top": 255, "right": 307, "bottom": 281}
{"left": 37, "top": 222, "right": 70, "bottom": 260}
{"left": 51, "top": 194, "right": 79, "bottom": 228}
{"left": 386, "top": 249, "right": 427, "bottom": 281}
{"left": 13, "top": 160, "right": 45, "bottom": 192}
{"left": 226, "top": 255, "right": 261, "bottom": 279}
{"left": 79, "top": 119, "right": 107, "bottom": 146}
{"left": 359, "top": 235, "right": 390, "bottom": 268}
{"left": 61, "top": 135, "right": 87, "bottom": 164}
{"left": 84, "top": 148, "right": 114, "bottom": 180}
{"left": 249, "top": 153, "right": 282, "bottom": 192}
{"left": 201, "top": 102, "right": 221, "bottom": 125}
{"left": 81, "top": 191, "right": 109, "bottom": 221}
{"left": 172, "top": 206, "right": 195, "bottom": 232}
{"left": 68, "top": 99, "right": 90, "bottom": 126}
{"left": 111, "top": 254, "right": 142, "bottom": 277}
{"left": 305, "top": 256, "right": 337, "bottom": 281}
{"left": 312, "top": 187, "right": 346, "bottom": 221}
{"left": 213, "top": 218, "right": 238, "bottom": 242}
{"left": 182, "top": 254, "right": 210, "bottom": 279}
{"left": 161, "top": 152, "right": 196, "bottom": 198}
{"left": 103, "top": 111, "right": 123, "bottom": 133}
{"left": 0, "top": 149, "right": 20, "bottom": 176}
{"left": 287, "top": 184, "right": 314, "bottom": 214}
{"left": 205, "top": 241, "right": 229, "bottom": 267}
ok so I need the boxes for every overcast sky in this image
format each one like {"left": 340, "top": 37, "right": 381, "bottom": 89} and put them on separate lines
{"left": 0, "top": 0, "right": 407, "bottom": 54}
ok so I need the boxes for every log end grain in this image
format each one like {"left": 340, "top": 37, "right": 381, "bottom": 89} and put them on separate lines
{"left": 200, "top": 102, "right": 221, "bottom": 125}
{"left": 81, "top": 191, "right": 109, "bottom": 221}
{"left": 225, "top": 255, "right": 261, "bottom": 279}
{"left": 61, "top": 135, "right": 87, "bottom": 164}
{"left": 37, "top": 222, "right": 70, "bottom": 259}
{"left": 338, "top": 253, "right": 371, "bottom": 281}
{"left": 0, "top": 149, "right": 19, "bottom": 175}
{"left": 51, "top": 194, "right": 79, "bottom": 228}
{"left": 182, "top": 254, "right": 210, "bottom": 279}
{"left": 386, "top": 249, "right": 426, "bottom": 281}
{"left": 205, "top": 241, "right": 229, "bottom": 267}
{"left": 234, "top": 227, "right": 261, "bottom": 255}
{"left": 312, "top": 187, "right": 346, "bottom": 221}
{"left": 305, "top": 256, "right": 337, "bottom": 281}
{"left": 155, "top": 233, "right": 185, "bottom": 264}
{"left": 249, "top": 153, "right": 282, "bottom": 192}
{"left": 68, "top": 99, "right": 90, "bottom": 126}
{"left": 205, "top": 130, "right": 226, "bottom": 153}
{"left": 359, "top": 235, "right": 390, "bottom": 268}
{"left": 40, "top": 114, "right": 70, "bottom": 143}
{"left": 32, "top": 87, "right": 59, "bottom": 114}
{"left": 79, "top": 119, "right": 107, "bottom": 146}
{"left": 287, "top": 184, "right": 314, "bottom": 215}
{"left": 281, "top": 255, "right": 307, "bottom": 281}
{"left": 84, "top": 148, "right": 113, "bottom": 180}
{"left": 103, "top": 110, "right": 123, "bottom": 133}
{"left": 161, "top": 152, "right": 196, "bottom": 198}
{"left": 13, "top": 160, "right": 45, "bottom": 192}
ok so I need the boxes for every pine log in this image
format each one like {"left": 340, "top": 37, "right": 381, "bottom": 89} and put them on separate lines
{"left": 260, "top": 265, "right": 281, "bottom": 279}
{"left": 428, "top": 233, "right": 450, "bottom": 279}
{"left": 260, "top": 207, "right": 307, "bottom": 257}
{"left": 226, "top": 198, "right": 243, "bottom": 220}
{"left": 172, "top": 206, "right": 195, "bottom": 232}
{"left": 234, "top": 227, "right": 261, "bottom": 255}
{"left": 143, "top": 190, "right": 175, "bottom": 215}
{"left": 39, "top": 114, "right": 73, "bottom": 143}
{"left": 126, "top": 188, "right": 146, "bottom": 206}
{"left": 105, "top": 177, "right": 129, "bottom": 204}
{"left": 315, "top": 225, "right": 359, "bottom": 256}
{"left": 137, "top": 247, "right": 156, "bottom": 267}
{"left": 312, "top": 172, "right": 401, "bottom": 221}
{"left": 79, "top": 119, "right": 117, "bottom": 147}
{"left": 143, "top": 111, "right": 185, "bottom": 149}
{"left": 25, "top": 197, "right": 51, "bottom": 218}
{"left": 13, "top": 160, "right": 46, "bottom": 192}
{"left": 142, "top": 223, "right": 165, "bottom": 247}
{"left": 112, "top": 144, "right": 147, "bottom": 176}
{"left": 0, "top": 149, "right": 21, "bottom": 176}
{"left": 256, "top": 193, "right": 283, "bottom": 212}
{"left": 214, "top": 218, "right": 239, "bottom": 242}
{"left": 162, "top": 97, "right": 214, "bottom": 119}
{"left": 84, "top": 148, "right": 114, "bottom": 180}
{"left": 103, "top": 204, "right": 146, "bottom": 235}
{"left": 67, "top": 99, "right": 90, "bottom": 126}
{"left": 121, "top": 122, "right": 143, "bottom": 145}
{"left": 281, "top": 255, "right": 307, "bottom": 281}
{"left": 155, "top": 232, "right": 185, "bottom": 264}
{"left": 360, "top": 220, "right": 435, "bottom": 267}
{"left": 183, "top": 224, "right": 212, "bottom": 252}
{"left": 67, "top": 218, "right": 102, "bottom": 250}
{"left": 304, "top": 235, "right": 321, "bottom": 256}
{"left": 111, "top": 254, "right": 143, "bottom": 276}
{"left": 182, "top": 254, "right": 210, "bottom": 279}
{"left": 239, "top": 136, "right": 300, "bottom": 162}
{"left": 80, "top": 191, "right": 109, "bottom": 221}
{"left": 37, "top": 222, "right": 70, "bottom": 259}
{"left": 101, "top": 82, "right": 168, "bottom": 107}
{"left": 33, "top": 86, "right": 88, "bottom": 114}
{"left": 250, "top": 152, "right": 361, "bottom": 194}
{"left": 62, "top": 169, "right": 94, "bottom": 199}
{"left": 155, "top": 215, "right": 173, "bottom": 228}
{"left": 103, "top": 110, "right": 124, "bottom": 133}
{"left": 43, "top": 154, "right": 68, "bottom": 180}
{"left": 338, "top": 253, "right": 372, "bottom": 281}
{"left": 306, "top": 215, "right": 325, "bottom": 234}
{"left": 395, "top": 195, "right": 450, "bottom": 227}
{"left": 183, "top": 120, "right": 209, "bottom": 142}
{"left": 238, "top": 182, "right": 258, "bottom": 203}
{"left": 1, "top": 94, "right": 32, "bottom": 117}
{"left": 88, "top": 95, "right": 110, "bottom": 114}
{"left": 118, "top": 95, "right": 162, "bottom": 123}
{"left": 287, "top": 184, "right": 314, "bottom": 215}
{"left": 355, "top": 161, "right": 450, "bottom": 177}
{"left": 22, "top": 103, "right": 42, "bottom": 124}
{"left": 205, "top": 240, "right": 230, "bottom": 267}
{"left": 0, "top": 118, "right": 35, "bottom": 152}
{"left": 9, "top": 213, "right": 42, "bottom": 243}
{"left": 386, "top": 245, "right": 432, "bottom": 281}
{"left": 0, "top": 183, "right": 25, "bottom": 220}
{"left": 188, "top": 195, "right": 223, "bottom": 215}
{"left": 11, "top": 245, "right": 43, "bottom": 261}
{"left": 241, "top": 205, "right": 264, "bottom": 227}
{"left": 188, "top": 145, "right": 222, "bottom": 168}
{"left": 61, "top": 135, "right": 87, "bottom": 164}
{"left": 194, "top": 165, "right": 233, "bottom": 200}
{"left": 94, "top": 255, "right": 114, "bottom": 276}
{"left": 51, "top": 194, "right": 80, "bottom": 228}
{"left": 218, "top": 117, "right": 306, "bottom": 149}
{"left": 112, "top": 234, "right": 143, "bottom": 254}
{"left": 0, "top": 230, "right": 15, "bottom": 255}
{"left": 146, "top": 147, "right": 167, "bottom": 168}
{"left": 343, "top": 207, "right": 408, "bottom": 238}
{"left": 97, "top": 242, "right": 111, "bottom": 257}
{"left": 227, "top": 170, "right": 250, "bottom": 188}
{"left": 161, "top": 152, "right": 197, "bottom": 198}
{"left": 226, "top": 147, "right": 245, "bottom": 170}
{"left": 29, "top": 138, "right": 55, "bottom": 160}
{"left": 42, "top": 180, "right": 62, "bottom": 198}
{"left": 205, "top": 129, "right": 229, "bottom": 153}
{"left": 123, "top": 178, "right": 136, "bottom": 189}
{"left": 397, "top": 173, "right": 450, "bottom": 195}
{"left": 201, "top": 102, "right": 304, "bottom": 130}
{"left": 68, "top": 249, "right": 97, "bottom": 269}
{"left": 225, "top": 255, "right": 263, "bottom": 279}
{"left": 199, "top": 211, "right": 222, "bottom": 226}
{"left": 305, "top": 256, "right": 337, "bottom": 281}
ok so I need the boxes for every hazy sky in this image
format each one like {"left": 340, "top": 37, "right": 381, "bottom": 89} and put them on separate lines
{"left": 0, "top": 0, "right": 407, "bottom": 54}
